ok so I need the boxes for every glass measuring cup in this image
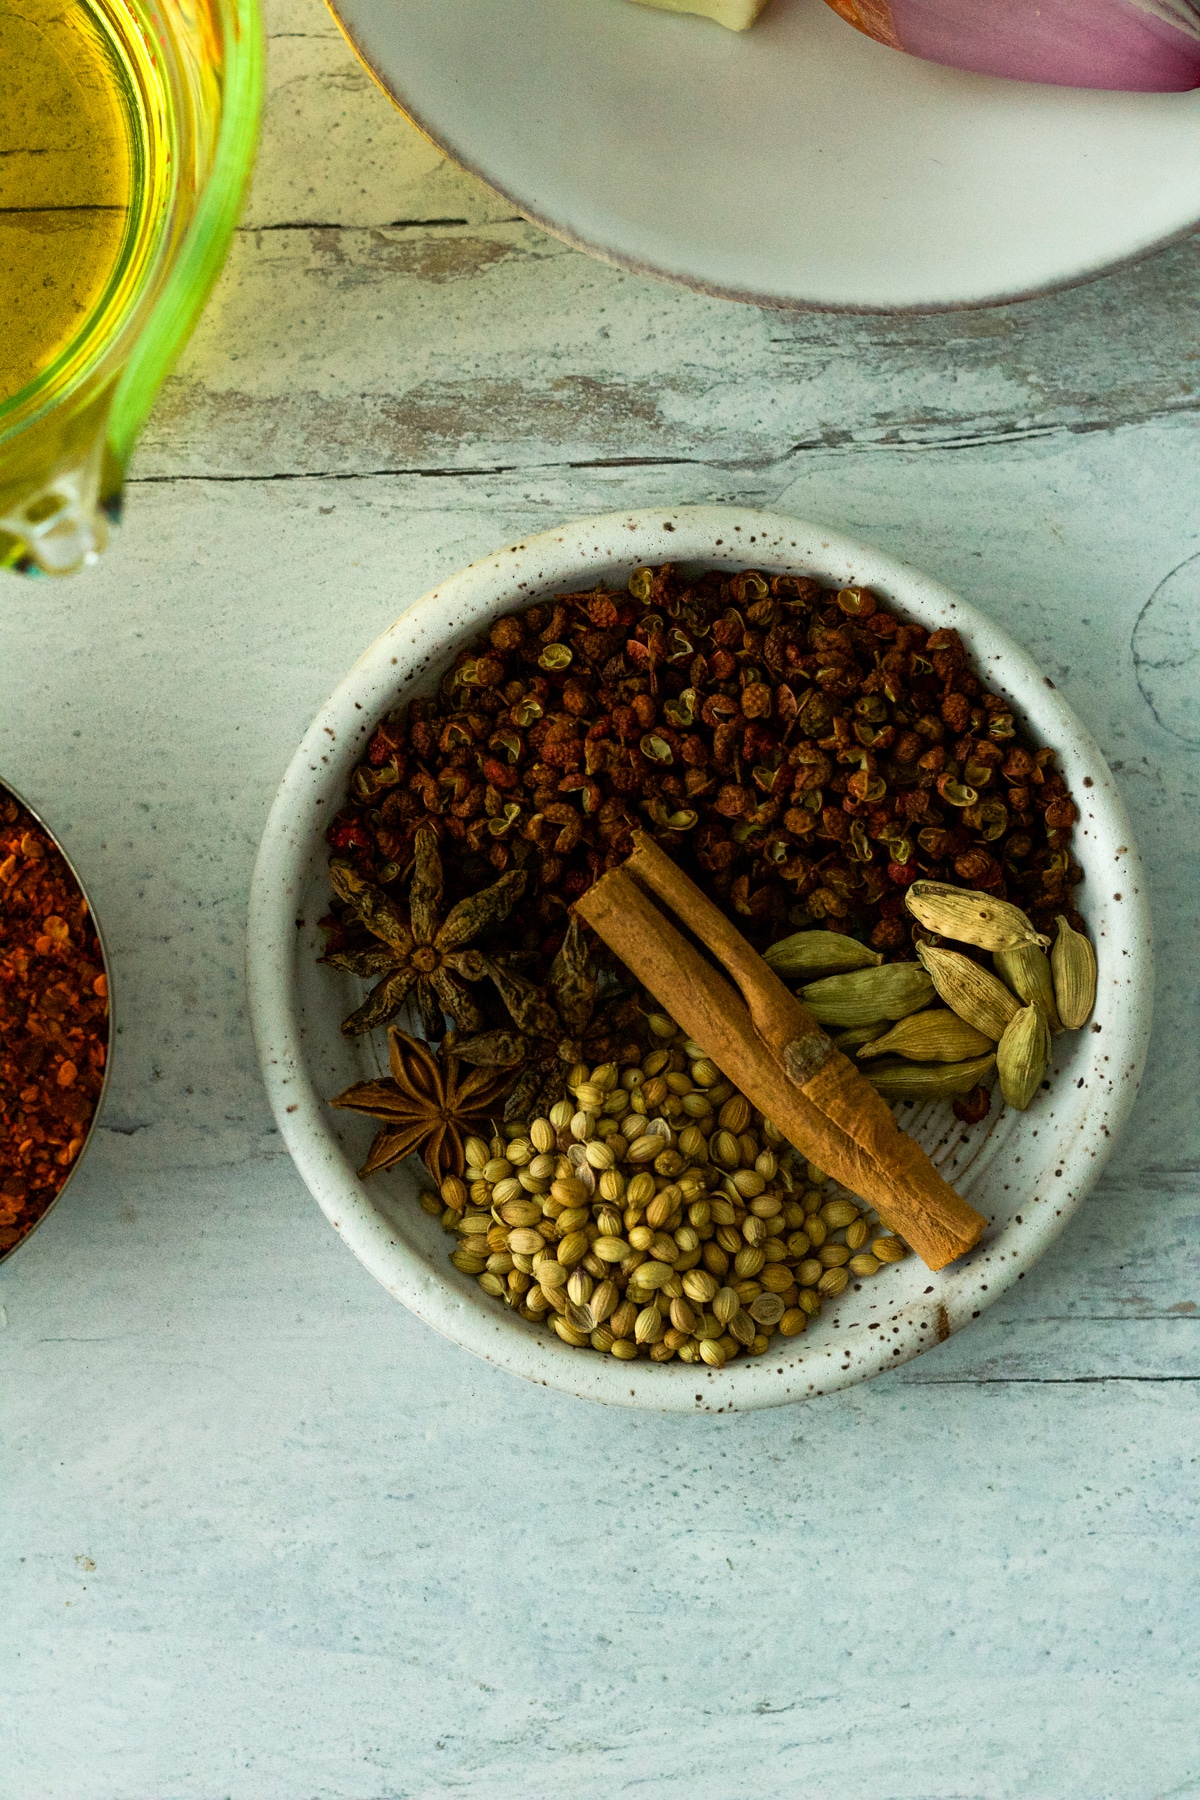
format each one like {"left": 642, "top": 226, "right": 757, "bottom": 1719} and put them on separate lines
{"left": 0, "top": 0, "right": 263, "bottom": 575}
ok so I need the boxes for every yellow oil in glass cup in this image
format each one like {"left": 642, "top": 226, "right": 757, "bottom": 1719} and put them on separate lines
{"left": 0, "top": 0, "right": 263, "bottom": 574}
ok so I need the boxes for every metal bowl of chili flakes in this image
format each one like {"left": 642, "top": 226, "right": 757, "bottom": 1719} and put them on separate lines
{"left": 248, "top": 507, "right": 1152, "bottom": 1411}
{"left": 0, "top": 782, "right": 111, "bottom": 1264}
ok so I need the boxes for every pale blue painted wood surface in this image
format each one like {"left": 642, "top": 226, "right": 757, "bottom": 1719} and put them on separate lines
{"left": 1, "top": 3, "right": 1197, "bottom": 1793}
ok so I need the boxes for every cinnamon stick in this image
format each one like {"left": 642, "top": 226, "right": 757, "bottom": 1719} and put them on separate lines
{"left": 576, "top": 834, "right": 986, "bottom": 1271}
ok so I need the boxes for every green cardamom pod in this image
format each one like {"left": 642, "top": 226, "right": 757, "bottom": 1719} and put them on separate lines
{"left": 917, "top": 943, "right": 1021, "bottom": 1041}
{"left": 905, "top": 880, "right": 1049, "bottom": 952}
{"left": 857, "top": 1009, "right": 996, "bottom": 1063}
{"left": 994, "top": 943, "right": 1062, "bottom": 1034}
{"left": 997, "top": 1003, "right": 1051, "bottom": 1111}
{"left": 862, "top": 1054, "right": 996, "bottom": 1101}
{"left": 800, "top": 963, "right": 934, "bottom": 1027}
{"left": 1051, "top": 915, "right": 1097, "bottom": 1030}
{"left": 832, "top": 1019, "right": 892, "bottom": 1052}
{"left": 763, "top": 930, "right": 882, "bottom": 979}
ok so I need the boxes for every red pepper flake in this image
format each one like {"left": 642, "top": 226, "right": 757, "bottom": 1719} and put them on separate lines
{"left": 0, "top": 790, "right": 109, "bottom": 1256}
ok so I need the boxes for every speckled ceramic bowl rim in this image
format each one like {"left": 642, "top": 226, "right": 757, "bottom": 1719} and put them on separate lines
{"left": 0, "top": 779, "right": 113, "bottom": 1268}
{"left": 247, "top": 507, "right": 1153, "bottom": 1410}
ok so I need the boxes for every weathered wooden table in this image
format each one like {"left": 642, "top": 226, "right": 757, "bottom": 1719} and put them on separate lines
{"left": 3, "top": 3, "right": 1198, "bottom": 1792}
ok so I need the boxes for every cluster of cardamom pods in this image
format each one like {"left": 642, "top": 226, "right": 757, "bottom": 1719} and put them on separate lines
{"left": 765, "top": 882, "right": 1098, "bottom": 1118}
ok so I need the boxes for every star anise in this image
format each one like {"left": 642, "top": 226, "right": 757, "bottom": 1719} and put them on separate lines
{"left": 323, "top": 825, "right": 525, "bottom": 1038}
{"left": 330, "top": 1027, "right": 512, "bottom": 1180}
{"left": 453, "top": 916, "right": 639, "bottom": 1120}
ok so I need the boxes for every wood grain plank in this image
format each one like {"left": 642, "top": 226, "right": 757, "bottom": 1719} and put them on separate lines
{"left": 136, "top": 220, "right": 1200, "bottom": 479}
{"left": 245, "top": 31, "right": 517, "bottom": 232}
{"left": 3, "top": 7, "right": 1196, "bottom": 1792}
{"left": 3, "top": 1153, "right": 1198, "bottom": 1799}
{"left": 133, "top": 0, "right": 1200, "bottom": 483}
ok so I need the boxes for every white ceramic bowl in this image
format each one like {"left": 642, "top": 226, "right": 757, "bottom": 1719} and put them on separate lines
{"left": 248, "top": 507, "right": 1152, "bottom": 1410}
{"left": 327, "top": 0, "right": 1200, "bottom": 310}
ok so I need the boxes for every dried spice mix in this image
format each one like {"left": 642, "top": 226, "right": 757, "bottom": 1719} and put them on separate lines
{"left": 324, "top": 564, "right": 1083, "bottom": 972}
{"left": 320, "top": 564, "right": 1090, "bottom": 1354}
{"left": 0, "top": 789, "right": 109, "bottom": 1254}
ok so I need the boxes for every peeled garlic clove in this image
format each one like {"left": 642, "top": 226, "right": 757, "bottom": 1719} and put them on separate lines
{"left": 625, "top": 0, "right": 772, "bottom": 27}
{"left": 821, "top": 0, "right": 1200, "bottom": 93}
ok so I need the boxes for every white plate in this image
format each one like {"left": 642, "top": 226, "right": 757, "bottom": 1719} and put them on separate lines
{"left": 248, "top": 506, "right": 1153, "bottom": 1410}
{"left": 328, "top": 0, "right": 1200, "bottom": 309}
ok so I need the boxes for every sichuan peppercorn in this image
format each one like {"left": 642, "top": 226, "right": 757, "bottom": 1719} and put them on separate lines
{"left": 322, "top": 566, "right": 1083, "bottom": 989}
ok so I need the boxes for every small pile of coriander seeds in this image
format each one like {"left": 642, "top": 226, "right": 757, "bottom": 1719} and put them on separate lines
{"left": 418, "top": 1014, "right": 909, "bottom": 1366}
